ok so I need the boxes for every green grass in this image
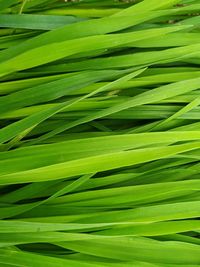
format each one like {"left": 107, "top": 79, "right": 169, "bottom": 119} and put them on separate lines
{"left": 0, "top": 0, "right": 200, "bottom": 266}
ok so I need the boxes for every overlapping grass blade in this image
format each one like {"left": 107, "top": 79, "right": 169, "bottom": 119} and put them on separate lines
{"left": 0, "top": 0, "right": 200, "bottom": 266}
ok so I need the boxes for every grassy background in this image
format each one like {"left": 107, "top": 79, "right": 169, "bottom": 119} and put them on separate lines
{"left": 0, "top": 0, "right": 200, "bottom": 266}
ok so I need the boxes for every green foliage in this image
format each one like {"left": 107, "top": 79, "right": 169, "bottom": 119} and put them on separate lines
{"left": 0, "top": 0, "right": 200, "bottom": 266}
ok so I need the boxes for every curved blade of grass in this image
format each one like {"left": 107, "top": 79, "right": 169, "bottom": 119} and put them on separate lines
{"left": 0, "top": 141, "right": 200, "bottom": 185}
{"left": 0, "top": 248, "right": 105, "bottom": 267}
{"left": 57, "top": 236, "right": 200, "bottom": 265}
{"left": 0, "top": 14, "right": 84, "bottom": 30}
{"left": 0, "top": 69, "right": 144, "bottom": 144}
{"left": 0, "top": 25, "right": 187, "bottom": 77}
{"left": 0, "top": 131, "right": 200, "bottom": 175}
{"left": 0, "top": 69, "right": 125, "bottom": 115}
{"left": 0, "top": 10, "right": 175, "bottom": 63}
{"left": 35, "top": 77, "right": 200, "bottom": 142}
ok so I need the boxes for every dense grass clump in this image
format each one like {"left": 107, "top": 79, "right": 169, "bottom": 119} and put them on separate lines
{"left": 0, "top": 0, "right": 200, "bottom": 266}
